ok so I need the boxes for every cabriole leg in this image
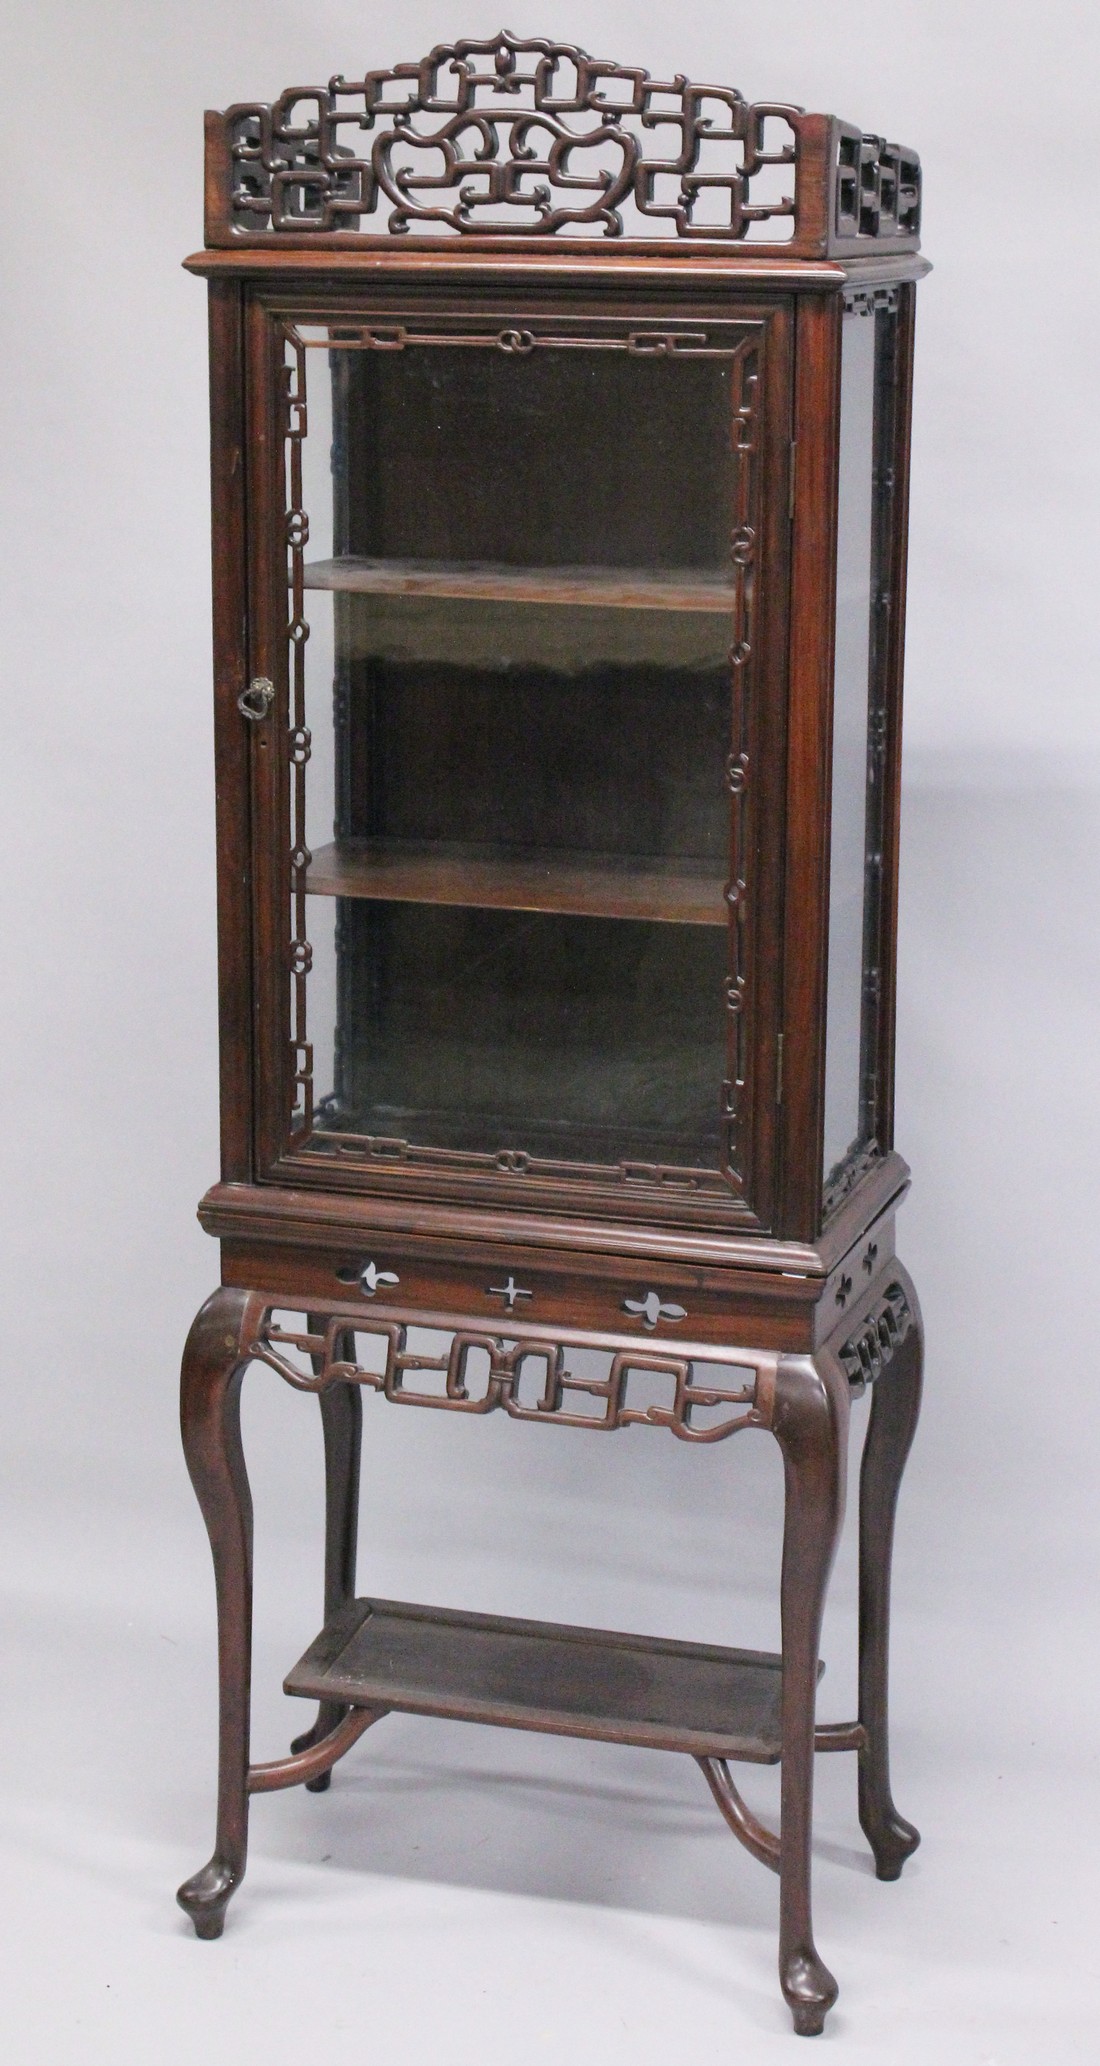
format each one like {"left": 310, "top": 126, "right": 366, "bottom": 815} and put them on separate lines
{"left": 773, "top": 1350, "right": 849, "bottom": 2036}
{"left": 858, "top": 1265, "right": 923, "bottom": 1879}
{"left": 177, "top": 1287, "right": 265, "bottom": 1940}
{"left": 291, "top": 1333, "right": 362, "bottom": 1791}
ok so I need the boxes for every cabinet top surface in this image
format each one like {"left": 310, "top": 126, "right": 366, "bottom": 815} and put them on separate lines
{"left": 198, "top": 28, "right": 923, "bottom": 267}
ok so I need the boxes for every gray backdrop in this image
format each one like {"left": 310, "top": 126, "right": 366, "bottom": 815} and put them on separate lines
{"left": 4, "top": 2, "right": 1098, "bottom": 2059}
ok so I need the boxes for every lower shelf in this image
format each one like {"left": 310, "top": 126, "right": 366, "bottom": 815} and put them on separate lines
{"left": 285, "top": 1597, "right": 796, "bottom": 1763}
{"left": 306, "top": 840, "right": 727, "bottom": 926}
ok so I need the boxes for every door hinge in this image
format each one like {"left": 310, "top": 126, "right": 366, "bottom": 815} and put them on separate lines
{"left": 788, "top": 442, "right": 797, "bottom": 521}
{"left": 776, "top": 1031, "right": 784, "bottom": 1105}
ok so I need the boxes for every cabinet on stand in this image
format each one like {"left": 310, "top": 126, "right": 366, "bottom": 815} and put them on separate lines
{"left": 178, "top": 32, "right": 927, "bottom": 2035}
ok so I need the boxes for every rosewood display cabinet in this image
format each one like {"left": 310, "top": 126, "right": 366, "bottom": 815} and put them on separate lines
{"left": 178, "top": 33, "right": 927, "bottom": 2036}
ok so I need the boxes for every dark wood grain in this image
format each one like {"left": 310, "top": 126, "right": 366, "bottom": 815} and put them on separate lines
{"left": 175, "top": 1288, "right": 263, "bottom": 1940}
{"left": 207, "top": 281, "right": 252, "bottom": 1182}
{"left": 198, "top": 1150, "right": 911, "bottom": 1270}
{"left": 182, "top": 51, "right": 926, "bottom": 2035}
{"left": 199, "top": 36, "right": 920, "bottom": 261}
{"left": 857, "top": 1260, "right": 923, "bottom": 1877}
{"left": 242, "top": 290, "right": 795, "bottom": 1232}
{"left": 778, "top": 291, "right": 842, "bottom": 1241}
{"left": 252, "top": 1706, "right": 380, "bottom": 1794}
{"left": 224, "top": 1256, "right": 818, "bottom": 1357}
{"left": 773, "top": 1349, "right": 849, "bottom": 2034}
{"left": 242, "top": 293, "right": 287, "bottom": 1178}
{"left": 288, "top": 1335, "right": 363, "bottom": 1790}
{"left": 185, "top": 247, "right": 931, "bottom": 289}
{"left": 285, "top": 1597, "right": 790, "bottom": 1761}
{"left": 735, "top": 296, "right": 793, "bottom": 1237}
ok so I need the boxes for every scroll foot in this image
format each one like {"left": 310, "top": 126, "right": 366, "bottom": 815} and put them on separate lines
{"left": 177, "top": 1857, "right": 240, "bottom": 1940}
{"left": 868, "top": 1809, "right": 920, "bottom": 1882}
{"left": 783, "top": 1946, "right": 838, "bottom": 2036}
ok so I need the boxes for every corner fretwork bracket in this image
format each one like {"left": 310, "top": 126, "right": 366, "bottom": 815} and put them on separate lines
{"left": 837, "top": 1281, "right": 912, "bottom": 1393}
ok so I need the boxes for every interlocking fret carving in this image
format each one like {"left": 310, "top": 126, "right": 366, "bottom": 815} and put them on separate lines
{"left": 311, "top": 1128, "right": 726, "bottom": 1196}
{"left": 286, "top": 319, "right": 737, "bottom": 358}
{"left": 251, "top": 1310, "right": 773, "bottom": 1443}
{"left": 284, "top": 322, "right": 760, "bottom": 1201}
{"left": 223, "top": 31, "right": 802, "bottom": 243}
{"left": 721, "top": 341, "right": 760, "bottom": 1184}
{"left": 821, "top": 1139, "right": 882, "bottom": 1223}
{"left": 842, "top": 286, "right": 900, "bottom": 318}
{"left": 834, "top": 128, "right": 921, "bottom": 245}
{"left": 836, "top": 1280, "right": 911, "bottom": 1390}
{"left": 284, "top": 331, "right": 314, "bottom": 1143}
{"left": 860, "top": 296, "right": 900, "bottom": 1158}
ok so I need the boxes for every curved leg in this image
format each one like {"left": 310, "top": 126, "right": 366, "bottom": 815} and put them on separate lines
{"left": 291, "top": 1336, "right": 362, "bottom": 1791}
{"left": 772, "top": 1351, "right": 849, "bottom": 2036}
{"left": 858, "top": 1265, "right": 923, "bottom": 1879}
{"left": 176, "top": 1287, "right": 265, "bottom": 1940}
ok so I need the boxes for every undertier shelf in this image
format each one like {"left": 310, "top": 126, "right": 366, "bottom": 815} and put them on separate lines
{"left": 306, "top": 841, "right": 728, "bottom": 926}
{"left": 285, "top": 1597, "right": 792, "bottom": 1762}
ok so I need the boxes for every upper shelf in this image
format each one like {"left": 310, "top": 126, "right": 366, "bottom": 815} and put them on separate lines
{"left": 302, "top": 559, "right": 735, "bottom": 670}
{"left": 303, "top": 558, "right": 736, "bottom": 612}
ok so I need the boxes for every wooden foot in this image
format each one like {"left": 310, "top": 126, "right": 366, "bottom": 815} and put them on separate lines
{"left": 176, "top": 1286, "right": 264, "bottom": 1938}
{"left": 291, "top": 1326, "right": 363, "bottom": 1791}
{"left": 857, "top": 1264, "right": 923, "bottom": 1880}
{"left": 177, "top": 1857, "right": 239, "bottom": 1940}
{"left": 772, "top": 1350, "right": 849, "bottom": 2035}
{"left": 784, "top": 1957, "right": 835, "bottom": 2037}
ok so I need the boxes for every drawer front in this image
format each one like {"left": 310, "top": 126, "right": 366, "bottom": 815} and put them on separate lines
{"left": 220, "top": 1237, "right": 818, "bottom": 1353}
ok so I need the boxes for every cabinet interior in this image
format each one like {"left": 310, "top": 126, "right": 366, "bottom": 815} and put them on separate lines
{"left": 300, "top": 339, "right": 740, "bottom": 1171}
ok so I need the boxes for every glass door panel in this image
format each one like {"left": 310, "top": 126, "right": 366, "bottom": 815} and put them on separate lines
{"left": 274, "top": 313, "right": 764, "bottom": 1190}
{"left": 821, "top": 296, "right": 900, "bottom": 1204}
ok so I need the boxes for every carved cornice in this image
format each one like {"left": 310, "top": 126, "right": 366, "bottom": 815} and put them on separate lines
{"left": 205, "top": 31, "right": 921, "bottom": 258}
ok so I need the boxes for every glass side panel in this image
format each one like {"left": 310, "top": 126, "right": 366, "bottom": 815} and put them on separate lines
{"left": 278, "top": 318, "right": 761, "bottom": 1186}
{"left": 821, "top": 303, "right": 896, "bottom": 1196}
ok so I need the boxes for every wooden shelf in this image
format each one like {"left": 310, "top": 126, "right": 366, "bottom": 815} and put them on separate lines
{"left": 306, "top": 840, "right": 728, "bottom": 926}
{"left": 302, "top": 559, "right": 735, "bottom": 668}
{"left": 285, "top": 1597, "right": 787, "bottom": 1762}
{"left": 303, "top": 557, "right": 736, "bottom": 612}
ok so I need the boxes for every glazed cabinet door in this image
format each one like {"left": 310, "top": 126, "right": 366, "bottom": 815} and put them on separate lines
{"left": 819, "top": 287, "right": 911, "bottom": 1223}
{"left": 242, "top": 289, "right": 792, "bottom": 1232}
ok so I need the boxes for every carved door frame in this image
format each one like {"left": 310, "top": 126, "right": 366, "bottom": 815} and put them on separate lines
{"left": 240, "top": 277, "right": 794, "bottom": 1238}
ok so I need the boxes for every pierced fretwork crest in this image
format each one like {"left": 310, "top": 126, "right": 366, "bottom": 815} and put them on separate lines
{"left": 210, "top": 34, "right": 920, "bottom": 254}
{"left": 223, "top": 30, "right": 801, "bottom": 242}
{"left": 835, "top": 128, "right": 921, "bottom": 243}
